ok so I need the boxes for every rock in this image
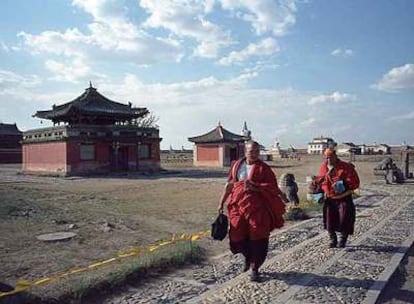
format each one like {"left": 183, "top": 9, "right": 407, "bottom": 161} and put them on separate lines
{"left": 36, "top": 232, "right": 77, "bottom": 242}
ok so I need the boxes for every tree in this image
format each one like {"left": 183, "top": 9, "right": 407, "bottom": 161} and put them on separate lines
{"left": 131, "top": 112, "right": 159, "bottom": 128}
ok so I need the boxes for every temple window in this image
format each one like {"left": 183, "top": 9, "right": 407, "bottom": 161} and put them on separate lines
{"left": 139, "top": 144, "right": 151, "bottom": 159}
{"left": 80, "top": 144, "right": 95, "bottom": 160}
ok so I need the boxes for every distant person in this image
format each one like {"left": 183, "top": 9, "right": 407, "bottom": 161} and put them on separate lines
{"left": 280, "top": 173, "right": 300, "bottom": 207}
{"left": 391, "top": 163, "right": 404, "bottom": 184}
{"left": 218, "top": 140, "right": 286, "bottom": 282}
{"left": 313, "top": 148, "right": 360, "bottom": 248}
{"left": 375, "top": 157, "right": 394, "bottom": 184}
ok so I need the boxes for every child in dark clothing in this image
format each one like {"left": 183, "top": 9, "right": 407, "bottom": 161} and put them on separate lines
{"left": 280, "top": 173, "right": 300, "bottom": 206}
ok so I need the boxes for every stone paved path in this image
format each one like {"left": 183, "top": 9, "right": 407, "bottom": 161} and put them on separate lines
{"left": 103, "top": 184, "right": 414, "bottom": 304}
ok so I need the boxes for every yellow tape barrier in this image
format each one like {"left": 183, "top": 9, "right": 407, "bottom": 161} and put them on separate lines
{"left": 0, "top": 230, "right": 211, "bottom": 298}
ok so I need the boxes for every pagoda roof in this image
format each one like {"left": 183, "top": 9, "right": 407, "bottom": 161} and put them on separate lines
{"left": 34, "top": 83, "right": 149, "bottom": 124}
{"left": 0, "top": 123, "right": 22, "bottom": 135}
{"left": 188, "top": 124, "right": 247, "bottom": 143}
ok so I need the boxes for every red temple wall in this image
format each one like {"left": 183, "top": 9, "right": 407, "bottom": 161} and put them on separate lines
{"left": 152, "top": 143, "right": 161, "bottom": 161}
{"left": 195, "top": 145, "right": 221, "bottom": 167}
{"left": 197, "top": 145, "right": 219, "bottom": 161}
{"left": 23, "top": 142, "right": 67, "bottom": 172}
{"left": 66, "top": 141, "right": 111, "bottom": 173}
{"left": 23, "top": 139, "right": 161, "bottom": 175}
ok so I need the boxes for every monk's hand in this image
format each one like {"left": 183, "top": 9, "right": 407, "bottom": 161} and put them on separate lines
{"left": 244, "top": 180, "right": 258, "bottom": 192}
{"left": 331, "top": 190, "right": 353, "bottom": 200}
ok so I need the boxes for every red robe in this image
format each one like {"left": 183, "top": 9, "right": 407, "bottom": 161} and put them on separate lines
{"left": 227, "top": 158, "right": 285, "bottom": 242}
{"left": 317, "top": 159, "right": 360, "bottom": 234}
{"left": 318, "top": 160, "right": 360, "bottom": 197}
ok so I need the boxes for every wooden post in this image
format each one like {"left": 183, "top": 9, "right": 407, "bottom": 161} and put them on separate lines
{"left": 113, "top": 141, "right": 119, "bottom": 171}
{"left": 136, "top": 141, "right": 141, "bottom": 171}
{"left": 401, "top": 149, "right": 409, "bottom": 179}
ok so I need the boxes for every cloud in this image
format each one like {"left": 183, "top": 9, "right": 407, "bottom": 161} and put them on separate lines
{"left": 300, "top": 117, "right": 316, "bottom": 126}
{"left": 0, "top": 70, "right": 42, "bottom": 97}
{"left": 18, "top": 20, "right": 182, "bottom": 62}
{"left": 16, "top": 0, "right": 298, "bottom": 79}
{"left": 219, "top": 0, "right": 297, "bottom": 36}
{"left": 308, "top": 91, "right": 355, "bottom": 105}
{"left": 331, "top": 48, "right": 353, "bottom": 57}
{"left": 387, "top": 110, "right": 414, "bottom": 121}
{"left": 219, "top": 37, "right": 279, "bottom": 65}
{"left": 100, "top": 71, "right": 259, "bottom": 106}
{"left": 96, "top": 75, "right": 366, "bottom": 149}
{"left": 243, "top": 60, "right": 279, "bottom": 73}
{"left": 140, "top": 0, "right": 232, "bottom": 58}
{"left": 17, "top": 0, "right": 183, "bottom": 82}
{"left": 372, "top": 63, "right": 414, "bottom": 92}
{"left": 1, "top": 41, "right": 10, "bottom": 52}
{"left": 72, "top": 0, "right": 128, "bottom": 25}
{"left": 1, "top": 70, "right": 412, "bottom": 148}
{"left": 44, "top": 58, "right": 106, "bottom": 83}
{"left": 18, "top": 28, "right": 87, "bottom": 57}
{"left": 0, "top": 70, "right": 74, "bottom": 109}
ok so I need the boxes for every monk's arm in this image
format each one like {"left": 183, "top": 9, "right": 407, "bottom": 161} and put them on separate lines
{"left": 246, "top": 166, "right": 284, "bottom": 196}
{"left": 218, "top": 182, "right": 233, "bottom": 211}
{"left": 331, "top": 165, "right": 360, "bottom": 199}
{"left": 345, "top": 166, "right": 360, "bottom": 190}
{"left": 330, "top": 189, "right": 353, "bottom": 200}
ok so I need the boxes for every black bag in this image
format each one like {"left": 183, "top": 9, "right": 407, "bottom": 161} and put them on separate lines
{"left": 211, "top": 212, "right": 228, "bottom": 241}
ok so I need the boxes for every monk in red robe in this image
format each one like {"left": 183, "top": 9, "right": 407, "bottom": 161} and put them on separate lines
{"left": 315, "top": 148, "right": 360, "bottom": 248}
{"left": 218, "top": 141, "right": 286, "bottom": 282}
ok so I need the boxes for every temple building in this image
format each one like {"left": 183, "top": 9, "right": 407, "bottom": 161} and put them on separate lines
{"left": 0, "top": 123, "right": 22, "bottom": 163}
{"left": 188, "top": 122, "right": 250, "bottom": 167}
{"left": 22, "top": 84, "right": 161, "bottom": 175}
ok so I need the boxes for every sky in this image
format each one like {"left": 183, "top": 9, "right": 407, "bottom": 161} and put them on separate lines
{"left": 0, "top": 0, "right": 413, "bottom": 150}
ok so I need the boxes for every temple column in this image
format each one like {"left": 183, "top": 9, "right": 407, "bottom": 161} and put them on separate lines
{"left": 136, "top": 141, "right": 141, "bottom": 171}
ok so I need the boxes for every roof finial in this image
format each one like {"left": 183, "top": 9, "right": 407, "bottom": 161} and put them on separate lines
{"left": 218, "top": 120, "right": 221, "bottom": 127}
{"left": 89, "top": 81, "right": 93, "bottom": 88}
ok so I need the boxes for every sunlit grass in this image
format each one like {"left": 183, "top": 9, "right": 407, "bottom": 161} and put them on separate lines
{"left": 20, "top": 241, "right": 202, "bottom": 304}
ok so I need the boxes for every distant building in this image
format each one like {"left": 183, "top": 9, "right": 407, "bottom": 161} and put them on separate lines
{"left": 0, "top": 123, "right": 22, "bottom": 163}
{"left": 22, "top": 83, "right": 162, "bottom": 175}
{"left": 188, "top": 123, "right": 249, "bottom": 167}
{"left": 160, "top": 145, "right": 193, "bottom": 163}
{"left": 307, "top": 136, "right": 336, "bottom": 154}
{"left": 269, "top": 139, "right": 288, "bottom": 159}
{"left": 359, "top": 143, "right": 390, "bottom": 155}
{"left": 337, "top": 142, "right": 361, "bottom": 156}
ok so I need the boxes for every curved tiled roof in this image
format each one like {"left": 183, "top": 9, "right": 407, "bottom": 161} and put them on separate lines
{"left": 0, "top": 123, "right": 21, "bottom": 135}
{"left": 188, "top": 124, "right": 247, "bottom": 143}
{"left": 34, "top": 84, "right": 148, "bottom": 124}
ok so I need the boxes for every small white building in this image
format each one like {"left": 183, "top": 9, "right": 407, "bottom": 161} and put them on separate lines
{"left": 337, "top": 142, "right": 361, "bottom": 156}
{"left": 307, "top": 136, "right": 336, "bottom": 154}
{"left": 359, "top": 143, "right": 390, "bottom": 155}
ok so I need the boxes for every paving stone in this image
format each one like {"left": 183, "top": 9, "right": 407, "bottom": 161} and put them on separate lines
{"left": 103, "top": 185, "right": 414, "bottom": 304}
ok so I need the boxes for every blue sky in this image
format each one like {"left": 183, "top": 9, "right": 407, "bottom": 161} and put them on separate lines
{"left": 0, "top": 0, "right": 413, "bottom": 149}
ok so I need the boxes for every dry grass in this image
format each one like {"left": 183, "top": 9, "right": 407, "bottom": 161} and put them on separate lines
{"left": 0, "top": 153, "right": 409, "bottom": 302}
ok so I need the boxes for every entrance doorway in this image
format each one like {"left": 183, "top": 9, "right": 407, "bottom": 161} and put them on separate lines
{"left": 118, "top": 146, "right": 129, "bottom": 170}
{"left": 109, "top": 145, "right": 129, "bottom": 171}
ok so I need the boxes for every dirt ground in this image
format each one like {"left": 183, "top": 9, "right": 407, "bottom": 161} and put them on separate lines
{"left": 0, "top": 154, "right": 411, "bottom": 301}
